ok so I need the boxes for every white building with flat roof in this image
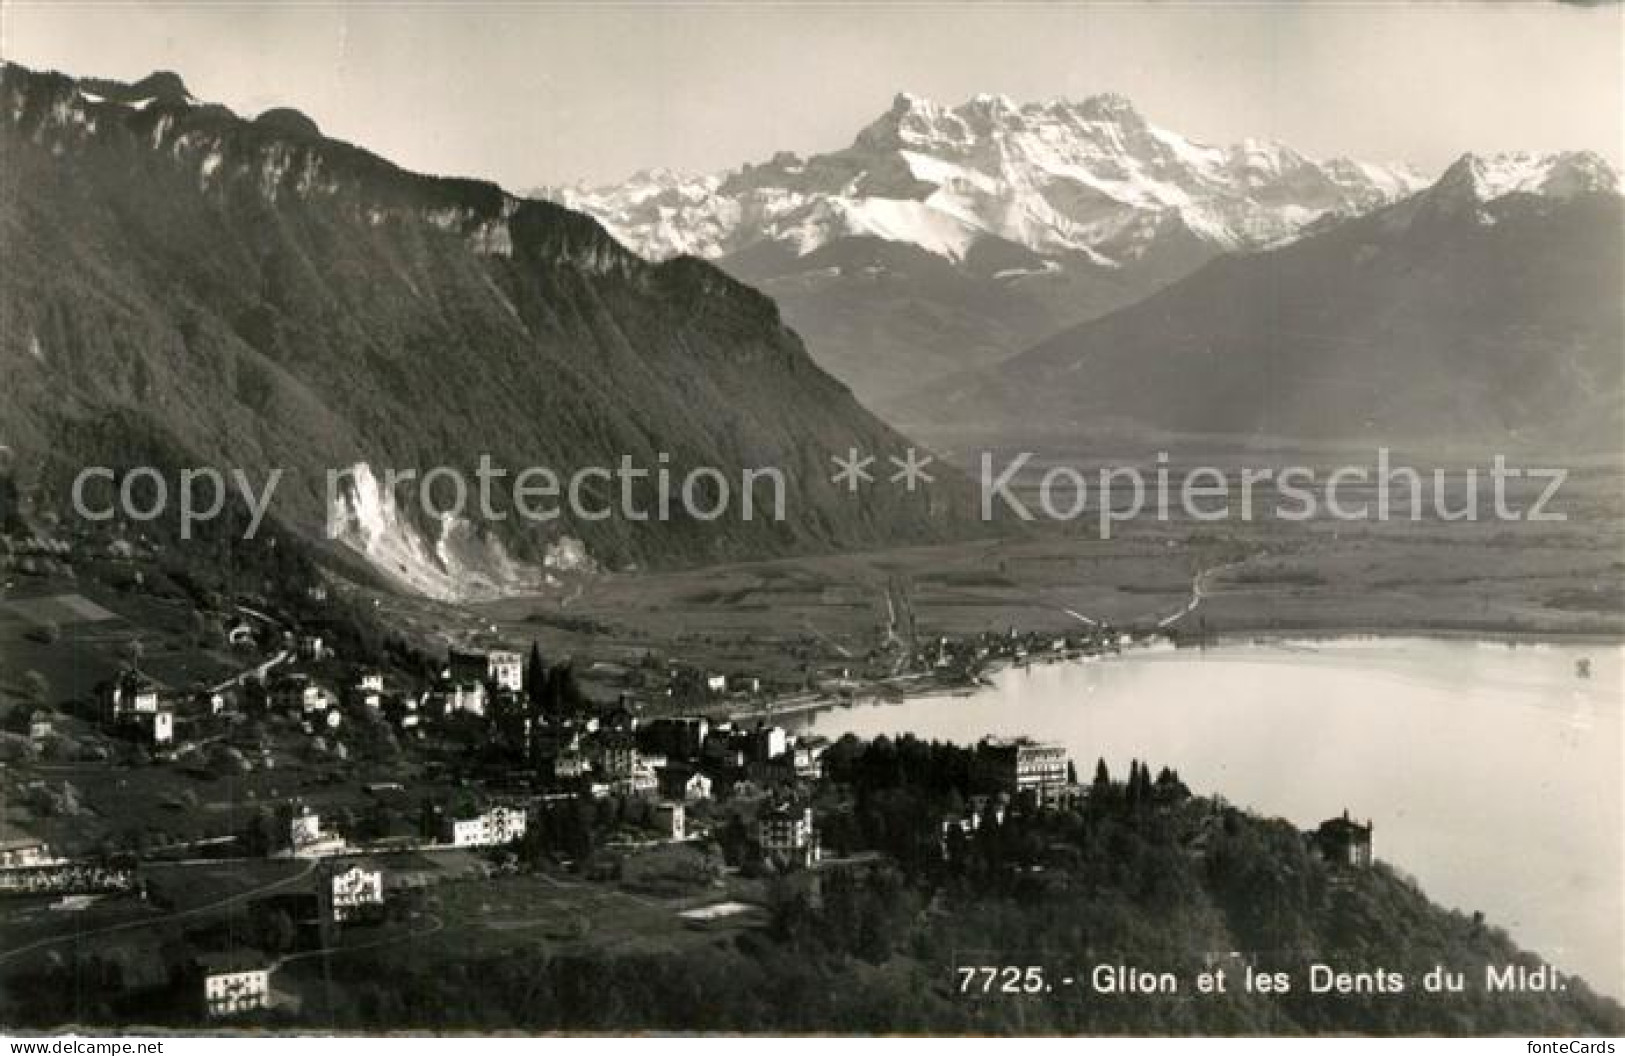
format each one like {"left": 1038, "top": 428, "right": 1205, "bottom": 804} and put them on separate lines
{"left": 199, "top": 952, "right": 271, "bottom": 1017}
{"left": 449, "top": 649, "right": 523, "bottom": 692}
{"left": 445, "top": 805, "right": 528, "bottom": 847}
{"left": 331, "top": 865, "right": 385, "bottom": 922}
{"left": 759, "top": 805, "right": 819, "bottom": 869}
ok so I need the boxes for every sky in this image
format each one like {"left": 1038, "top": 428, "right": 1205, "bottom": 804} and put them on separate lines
{"left": 2, "top": 2, "right": 1620, "bottom": 190}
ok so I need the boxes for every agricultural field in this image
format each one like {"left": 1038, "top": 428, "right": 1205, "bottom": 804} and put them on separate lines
{"left": 458, "top": 467, "right": 1625, "bottom": 686}
{"left": 0, "top": 572, "right": 243, "bottom": 701}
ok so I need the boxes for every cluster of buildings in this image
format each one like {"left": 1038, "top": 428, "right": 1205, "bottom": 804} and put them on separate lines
{"left": 256, "top": 649, "right": 521, "bottom": 737}
{"left": 96, "top": 638, "right": 337, "bottom": 751}
{"left": 267, "top": 673, "right": 340, "bottom": 728}
{"left": 930, "top": 738, "right": 1077, "bottom": 856}
{"left": 95, "top": 620, "right": 368, "bottom": 751}
{"left": 195, "top": 861, "right": 387, "bottom": 1017}
{"left": 251, "top": 648, "right": 525, "bottom": 735}
{"left": 385, "top": 648, "right": 524, "bottom": 724}
{"left": 277, "top": 795, "right": 529, "bottom": 855}
{"left": 440, "top": 804, "right": 528, "bottom": 848}
{"left": 520, "top": 710, "right": 832, "bottom": 855}
{"left": 255, "top": 666, "right": 838, "bottom": 866}
{"left": 17, "top": 584, "right": 1393, "bottom": 1026}
{"left": 451, "top": 648, "right": 524, "bottom": 693}
{"left": 0, "top": 836, "right": 56, "bottom": 869}
{"left": 102, "top": 670, "right": 175, "bottom": 746}
{"left": 917, "top": 625, "right": 1126, "bottom": 677}
{"left": 0, "top": 857, "right": 137, "bottom": 896}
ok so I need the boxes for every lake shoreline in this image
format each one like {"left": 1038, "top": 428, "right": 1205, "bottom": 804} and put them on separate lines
{"left": 784, "top": 634, "right": 1623, "bottom": 1000}
{"left": 729, "top": 623, "right": 1620, "bottom": 724}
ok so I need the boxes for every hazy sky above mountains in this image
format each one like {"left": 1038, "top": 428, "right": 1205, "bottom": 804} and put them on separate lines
{"left": 3, "top": 2, "right": 1620, "bottom": 188}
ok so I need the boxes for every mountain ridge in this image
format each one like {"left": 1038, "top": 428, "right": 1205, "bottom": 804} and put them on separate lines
{"left": 552, "top": 90, "right": 1429, "bottom": 264}
{"left": 548, "top": 91, "right": 1431, "bottom": 403}
{"left": 891, "top": 152, "right": 1624, "bottom": 451}
{"left": 0, "top": 62, "right": 985, "bottom": 599}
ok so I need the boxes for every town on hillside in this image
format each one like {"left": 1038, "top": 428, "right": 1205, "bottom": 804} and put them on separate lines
{"left": 0, "top": 526, "right": 1400, "bottom": 1025}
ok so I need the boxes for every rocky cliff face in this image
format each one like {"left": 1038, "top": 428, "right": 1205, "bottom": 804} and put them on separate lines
{"left": 0, "top": 63, "right": 981, "bottom": 598}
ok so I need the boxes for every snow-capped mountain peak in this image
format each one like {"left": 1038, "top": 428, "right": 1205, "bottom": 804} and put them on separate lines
{"left": 549, "top": 91, "right": 1429, "bottom": 267}
{"left": 1399, "top": 150, "right": 1622, "bottom": 230}
{"left": 1444, "top": 150, "right": 1620, "bottom": 202}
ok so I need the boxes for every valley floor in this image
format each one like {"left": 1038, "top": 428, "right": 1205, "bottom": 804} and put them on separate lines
{"left": 437, "top": 471, "right": 1625, "bottom": 700}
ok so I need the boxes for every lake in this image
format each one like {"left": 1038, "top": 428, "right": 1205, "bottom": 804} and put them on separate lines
{"left": 790, "top": 636, "right": 1624, "bottom": 998}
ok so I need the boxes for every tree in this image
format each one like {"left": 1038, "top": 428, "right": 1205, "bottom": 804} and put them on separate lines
{"left": 352, "top": 712, "right": 401, "bottom": 762}
{"left": 525, "top": 641, "right": 547, "bottom": 707}
{"left": 767, "top": 874, "right": 817, "bottom": 946}
{"left": 253, "top": 906, "right": 297, "bottom": 955}
{"left": 538, "top": 662, "right": 585, "bottom": 720}
{"left": 419, "top": 799, "right": 443, "bottom": 842}
{"left": 190, "top": 608, "right": 210, "bottom": 647}
{"left": 363, "top": 800, "right": 400, "bottom": 843}
{"left": 244, "top": 806, "right": 288, "bottom": 857}
{"left": 23, "top": 670, "right": 50, "bottom": 707}
{"left": 1125, "top": 760, "right": 1143, "bottom": 808}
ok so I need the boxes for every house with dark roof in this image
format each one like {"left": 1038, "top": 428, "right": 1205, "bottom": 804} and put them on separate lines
{"left": 1310, "top": 809, "right": 1373, "bottom": 868}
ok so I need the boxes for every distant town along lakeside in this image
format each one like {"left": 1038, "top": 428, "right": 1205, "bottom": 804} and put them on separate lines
{"left": 0, "top": 525, "right": 1621, "bottom": 1034}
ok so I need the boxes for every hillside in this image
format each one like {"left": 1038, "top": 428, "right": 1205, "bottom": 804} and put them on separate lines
{"left": 893, "top": 152, "right": 1624, "bottom": 451}
{"left": 267, "top": 802, "right": 1625, "bottom": 1034}
{"left": 14, "top": 737, "right": 1614, "bottom": 1034}
{"left": 553, "top": 93, "right": 1426, "bottom": 404}
{"left": 0, "top": 63, "right": 982, "bottom": 599}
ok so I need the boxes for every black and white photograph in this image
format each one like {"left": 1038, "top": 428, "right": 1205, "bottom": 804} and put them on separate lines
{"left": 0, "top": 0, "right": 1621, "bottom": 1041}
